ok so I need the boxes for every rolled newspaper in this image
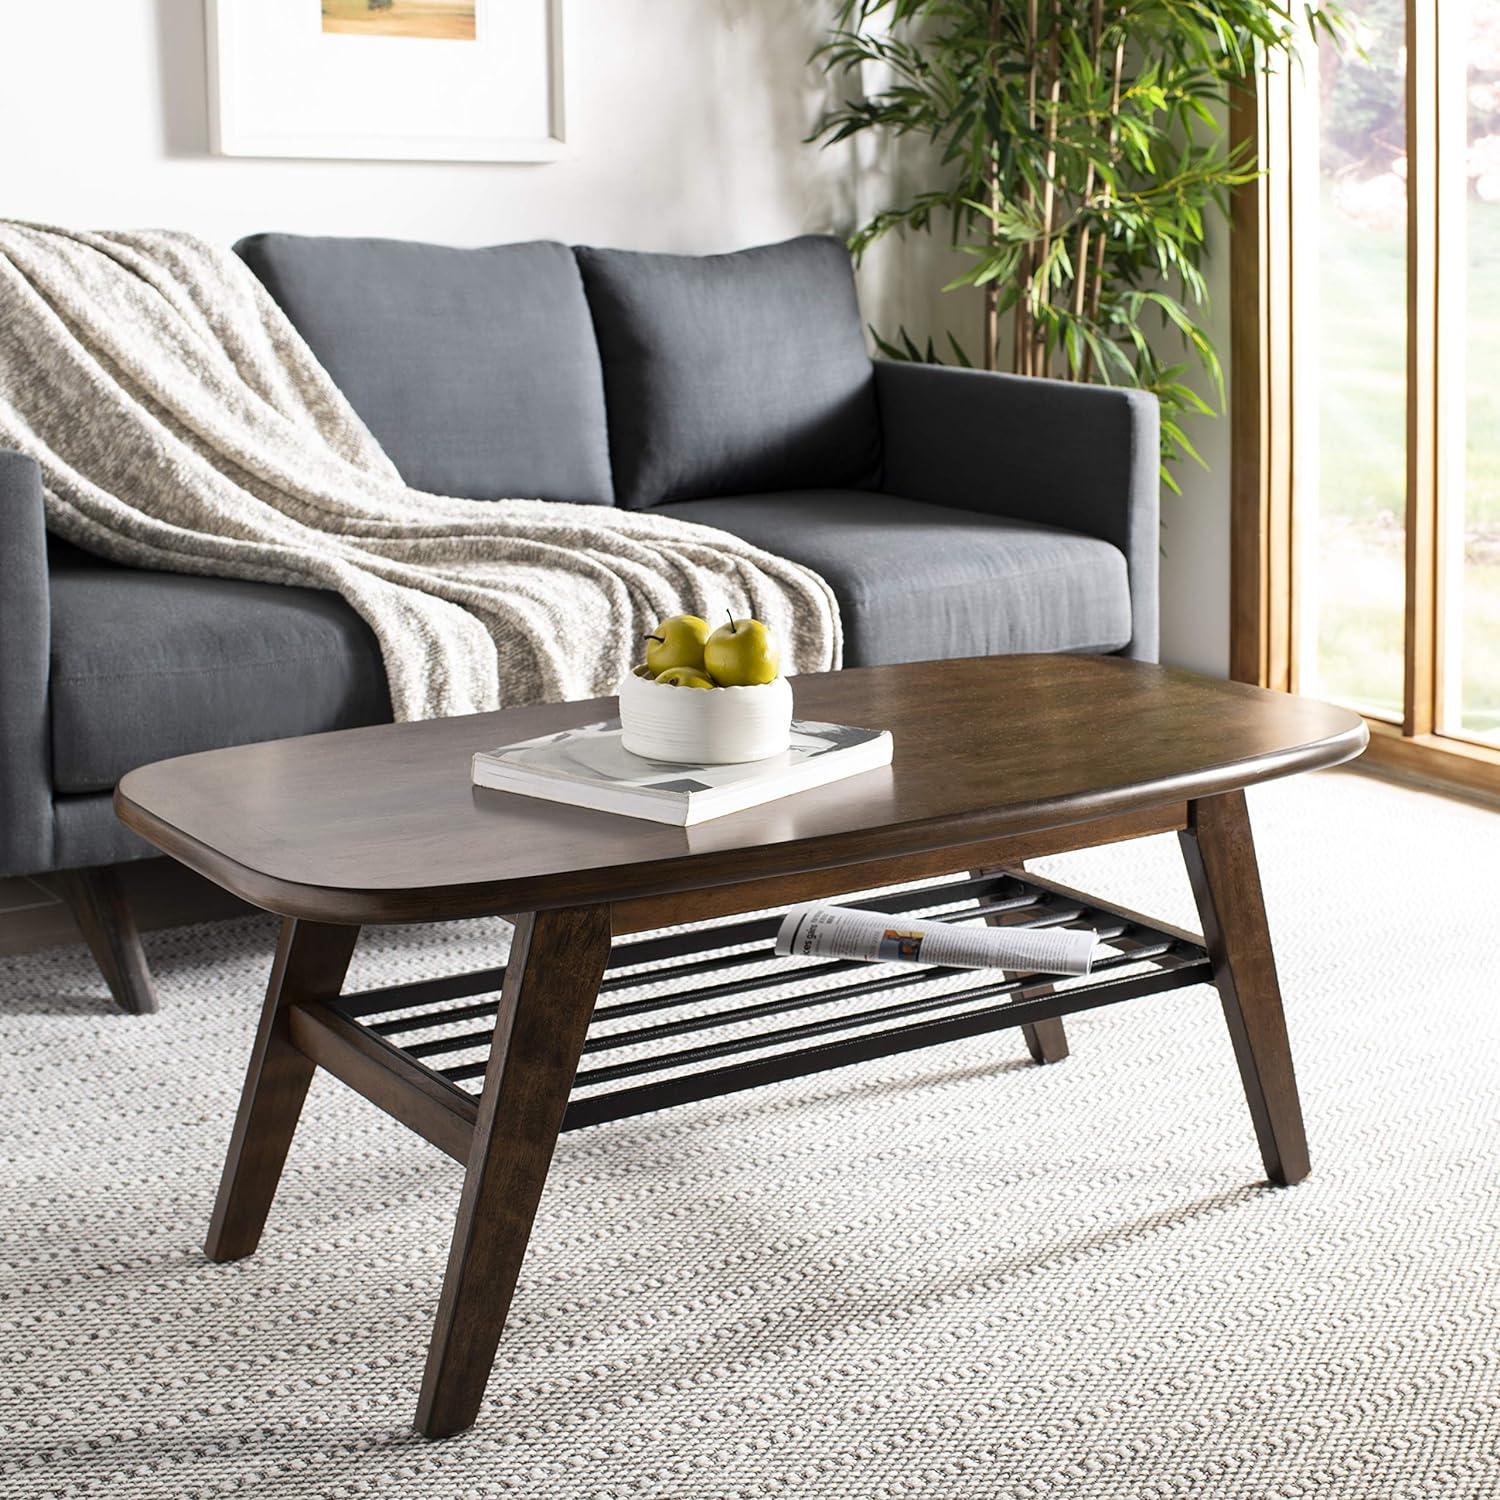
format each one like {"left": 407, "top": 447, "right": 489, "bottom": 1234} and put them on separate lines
{"left": 775, "top": 903, "right": 1097, "bottom": 975}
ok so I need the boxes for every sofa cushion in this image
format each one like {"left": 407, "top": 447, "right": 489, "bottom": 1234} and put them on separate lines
{"left": 48, "top": 550, "right": 390, "bottom": 795}
{"left": 655, "top": 491, "right": 1132, "bottom": 668}
{"left": 576, "top": 236, "right": 881, "bottom": 509}
{"left": 236, "top": 234, "right": 614, "bottom": 505}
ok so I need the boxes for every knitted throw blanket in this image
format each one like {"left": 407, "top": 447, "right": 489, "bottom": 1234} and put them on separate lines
{"left": 0, "top": 223, "right": 842, "bottom": 719}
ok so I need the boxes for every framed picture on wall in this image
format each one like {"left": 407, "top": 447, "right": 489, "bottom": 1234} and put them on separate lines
{"left": 205, "top": 0, "right": 565, "bottom": 162}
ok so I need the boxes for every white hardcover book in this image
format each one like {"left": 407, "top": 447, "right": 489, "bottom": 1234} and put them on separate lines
{"left": 471, "top": 718, "right": 893, "bottom": 826}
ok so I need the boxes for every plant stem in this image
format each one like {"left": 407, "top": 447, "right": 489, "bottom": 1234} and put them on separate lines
{"left": 1033, "top": 0, "right": 1064, "bottom": 379}
{"left": 983, "top": 0, "right": 1005, "bottom": 371}
{"left": 1014, "top": 0, "right": 1040, "bottom": 376}
{"left": 1072, "top": 0, "right": 1107, "bottom": 334}
{"left": 1082, "top": 5, "right": 1126, "bottom": 383}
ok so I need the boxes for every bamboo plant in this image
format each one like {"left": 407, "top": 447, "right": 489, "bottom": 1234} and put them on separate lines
{"left": 812, "top": 0, "right": 1340, "bottom": 483}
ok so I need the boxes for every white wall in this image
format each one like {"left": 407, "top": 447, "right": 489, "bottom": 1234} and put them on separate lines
{"left": 0, "top": 0, "right": 1230, "bottom": 674}
{"left": 0, "top": 0, "right": 857, "bottom": 250}
{"left": 1160, "top": 226, "right": 1233, "bottom": 678}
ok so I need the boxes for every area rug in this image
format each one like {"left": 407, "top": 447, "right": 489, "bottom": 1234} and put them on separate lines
{"left": 2, "top": 770, "right": 1498, "bottom": 1499}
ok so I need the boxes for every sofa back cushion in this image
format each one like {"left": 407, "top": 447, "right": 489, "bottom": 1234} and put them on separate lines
{"left": 575, "top": 236, "right": 880, "bottom": 509}
{"left": 236, "top": 234, "right": 614, "bottom": 505}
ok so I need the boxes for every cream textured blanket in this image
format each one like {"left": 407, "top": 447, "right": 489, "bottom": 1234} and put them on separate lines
{"left": 0, "top": 223, "right": 842, "bottom": 718}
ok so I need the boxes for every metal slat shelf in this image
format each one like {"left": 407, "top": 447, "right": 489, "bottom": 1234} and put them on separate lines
{"left": 326, "top": 872, "right": 1212, "bottom": 1132}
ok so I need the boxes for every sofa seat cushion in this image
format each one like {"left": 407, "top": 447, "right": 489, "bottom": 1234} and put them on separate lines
{"left": 576, "top": 237, "right": 881, "bottom": 509}
{"left": 236, "top": 234, "right": 614, "bottom": 506}
{"left": 48, "top": 553, "right": 390, "bottom": 795}
{"left": 655, "top": 491, "right": 1132, "bottom": 668}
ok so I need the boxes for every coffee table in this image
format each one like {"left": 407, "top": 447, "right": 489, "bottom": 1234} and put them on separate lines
{"left": 115, "top": 655, "right": 1366, "bottom": 1437}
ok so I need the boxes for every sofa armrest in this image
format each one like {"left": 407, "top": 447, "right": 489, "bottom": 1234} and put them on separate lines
{"left": 0, "top": 450, "right": 53, "bottom": 876}
{"left": 875, "top": 361, "right": 1160, "bottom": 661}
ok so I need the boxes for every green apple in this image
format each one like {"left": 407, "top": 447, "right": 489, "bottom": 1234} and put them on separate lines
{"left": 704, "top": 611, "right": 780, "bottom": 686}
{"left": 643, "top": 614, "right": 710, "bottom": 675}
{"left": 654, "top": 666, "right": 716, "bottom": 689}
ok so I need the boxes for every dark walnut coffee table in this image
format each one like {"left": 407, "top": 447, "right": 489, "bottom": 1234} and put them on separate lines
{"left": 116, "top": 655, "right": 1366, "bottom": 1437}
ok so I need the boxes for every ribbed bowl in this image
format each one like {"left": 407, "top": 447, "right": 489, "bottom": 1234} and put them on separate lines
{"left": 618, "top": 672, "right": 793, "bottom": 764}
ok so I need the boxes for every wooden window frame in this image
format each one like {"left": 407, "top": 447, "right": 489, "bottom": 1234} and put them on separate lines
{"left": 1230, "top": 1, "right": 1500, "bottom": 800}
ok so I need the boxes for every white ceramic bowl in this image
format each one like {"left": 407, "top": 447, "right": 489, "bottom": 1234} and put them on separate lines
{"left": 618, "top": 671, "right": 793, "bottom": 764}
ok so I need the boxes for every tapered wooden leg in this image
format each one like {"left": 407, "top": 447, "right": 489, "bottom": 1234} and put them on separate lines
{"left": 415, "top": 903, "right": 612, "bottom": 1439}
{"left": 1179, "top": 790, "right": 1309, "bottom": 1187}
{"left": 205, "top": 918, "right": 360, "bottom": 1261}
{"left": 55, "top": 864, "right": 158, "bottom": 1015}
{"left": 975, "top": 865, "right": 1069, "bottom": 1064}
{"left": 1022, "top": 1014, "right": 1070, "bottom": 1064}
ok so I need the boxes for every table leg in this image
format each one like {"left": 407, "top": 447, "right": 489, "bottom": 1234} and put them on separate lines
{"left": 1021, "top": 1012, "right": 1070, "bottom": 1065}
{"left": 415, "top": 903, "right": 612, "bottom": 1439}
{"left": 1179, "top": 790, "right": 1310, "bottom": 1187}
{"left": 205, "top": 918, "right": 360, "bottom": 1261}
{"left": 975, "top": 864, "right": 1069, "bottom": 1064}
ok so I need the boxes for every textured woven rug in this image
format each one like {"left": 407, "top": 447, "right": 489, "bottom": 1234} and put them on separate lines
{"left": 2, "top": 769, "right": 1498, "bottom": 1499}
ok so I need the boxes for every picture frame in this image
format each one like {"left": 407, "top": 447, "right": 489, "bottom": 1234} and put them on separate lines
{"left": 205, "top": 0, "right": 566, "bottom": 163}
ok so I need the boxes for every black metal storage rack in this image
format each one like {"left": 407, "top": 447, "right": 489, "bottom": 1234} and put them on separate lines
{"left": 326, "top": 870, "right": 1212, "bottom": 1133}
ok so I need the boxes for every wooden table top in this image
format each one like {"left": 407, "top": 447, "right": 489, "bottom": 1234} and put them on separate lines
{"left": 115, "top": 656, "right": 1367, "bottom": 924}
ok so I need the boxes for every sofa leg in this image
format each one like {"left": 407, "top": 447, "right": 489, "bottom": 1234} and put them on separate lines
{"left": 55, "top": 865, "right": 159, "bottom": 1015}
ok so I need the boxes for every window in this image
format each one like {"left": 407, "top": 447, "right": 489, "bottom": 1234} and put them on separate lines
{"left": 1449, "top": 0, "right": 1500, "bottom": 744}
{"left": 1233, "top": 0, "right": 1500, "bottom": 796}
{"left": 1300, "top": 0, "right": 1408, "bottom": 723}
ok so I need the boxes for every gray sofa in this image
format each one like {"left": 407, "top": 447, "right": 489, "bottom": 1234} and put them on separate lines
{"left": 0, "top": 232, "right": 1158, "bottom": 1013}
